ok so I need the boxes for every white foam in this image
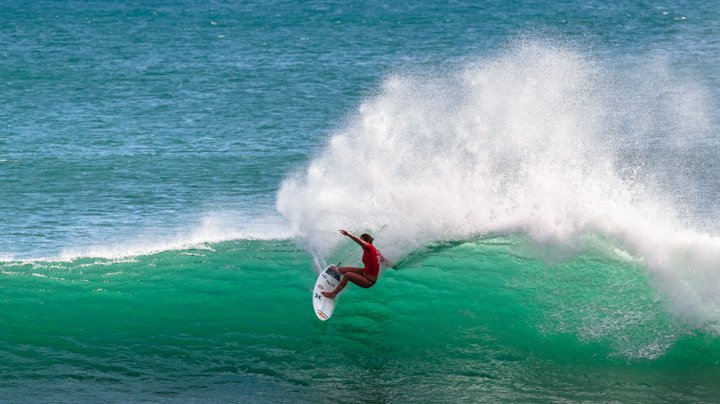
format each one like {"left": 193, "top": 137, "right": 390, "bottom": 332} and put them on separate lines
{"left": 51, "top": 211, "right": 296, "bottom": 261}
{"left": 277, "top": 39, "right": 720, "bottom": 331}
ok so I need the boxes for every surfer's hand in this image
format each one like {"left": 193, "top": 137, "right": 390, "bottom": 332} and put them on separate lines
{"left": 339, "top": 229, "right": 349, "bottom": 237}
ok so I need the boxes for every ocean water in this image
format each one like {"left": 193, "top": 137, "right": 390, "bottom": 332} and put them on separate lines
{"left": 2, "top": 0, "right": 720, "bottom": 402}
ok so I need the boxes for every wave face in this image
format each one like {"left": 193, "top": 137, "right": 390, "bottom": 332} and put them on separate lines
{"left": 277, "top": 39, "right": 720, "bottom": 332}
{"left": 1, "top": 238, "right": 719, "bottom": 402}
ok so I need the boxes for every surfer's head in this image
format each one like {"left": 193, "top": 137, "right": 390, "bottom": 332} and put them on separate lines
{"left": 360, "top": 233, "right": 374, "bottom": 244}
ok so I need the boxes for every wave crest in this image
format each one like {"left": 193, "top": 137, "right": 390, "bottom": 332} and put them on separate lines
{"left": 277, "top": 38, "right": 720, "bottom": 331}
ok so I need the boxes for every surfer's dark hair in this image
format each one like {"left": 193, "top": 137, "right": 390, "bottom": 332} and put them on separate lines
{"left": 360, "top": 233, "right": 374, "bottom": 243}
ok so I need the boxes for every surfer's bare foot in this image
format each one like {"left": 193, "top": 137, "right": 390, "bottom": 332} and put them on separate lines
{"left": 321, "top": 291, "right": 336, "bottom": 299}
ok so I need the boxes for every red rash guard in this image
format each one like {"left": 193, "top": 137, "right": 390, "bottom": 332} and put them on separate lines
{"left": 362, "top": 243, "right": 380, "bottom": 278}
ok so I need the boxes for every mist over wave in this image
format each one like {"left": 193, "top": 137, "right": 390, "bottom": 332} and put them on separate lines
{"left": 277, "top": 39, "right": 720, "bottom": 331}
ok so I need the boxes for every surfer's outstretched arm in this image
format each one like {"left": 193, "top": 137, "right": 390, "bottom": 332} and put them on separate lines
{"left": 339, "top": 229, "right": 368, "bottom": 247}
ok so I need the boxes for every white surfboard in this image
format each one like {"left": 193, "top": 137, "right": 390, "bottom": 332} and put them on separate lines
{"left": 312, "top": 265, "right": 342, "bottom": 321}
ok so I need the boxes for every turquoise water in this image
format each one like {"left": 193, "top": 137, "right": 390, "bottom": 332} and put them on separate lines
{"left": 2, "top": 238, "right": 720, "bottom": 402}
{"left": 2, "top": 1, "right": 720, "bottom": 402}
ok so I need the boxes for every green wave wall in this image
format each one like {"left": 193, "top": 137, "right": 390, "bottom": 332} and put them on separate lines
{"left": 1, "top": 237, "right": 719, "bottom": 402}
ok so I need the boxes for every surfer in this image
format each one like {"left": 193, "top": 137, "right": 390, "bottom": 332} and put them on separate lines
{"left": 321, "top": 230, "right": 384, "bottom": 299}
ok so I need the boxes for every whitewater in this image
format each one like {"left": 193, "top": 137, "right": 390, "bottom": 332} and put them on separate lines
{"left": 278, "top": 39, "right": 720, "bottom": 334}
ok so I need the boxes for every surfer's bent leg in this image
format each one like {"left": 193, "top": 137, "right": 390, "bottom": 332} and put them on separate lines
{"left": 321, "top": 271, "right": 375, "bottom": 298}
{"left": 344, "top": 272, "right": 375, "bottom": 289}
{"left": 337, "top": 267, "right": 363, "bottom": 275}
